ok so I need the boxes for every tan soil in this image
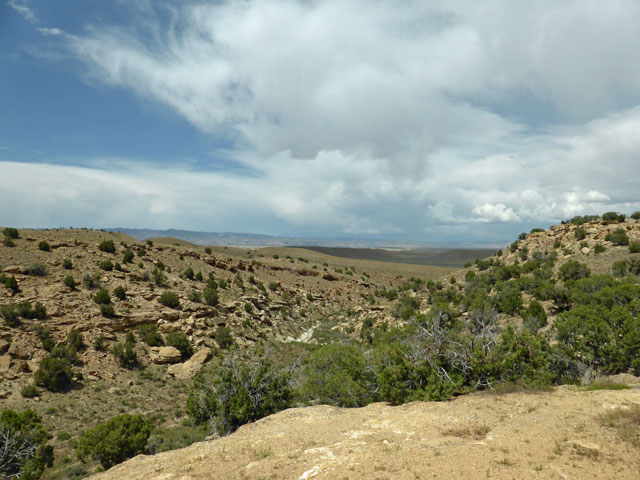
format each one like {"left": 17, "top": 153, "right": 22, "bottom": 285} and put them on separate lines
{"left": 91, "top": 386, "right": 640, "bottom": 480}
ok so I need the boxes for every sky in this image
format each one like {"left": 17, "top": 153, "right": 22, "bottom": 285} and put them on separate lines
{"left": 2, "top": 0, "right": 640, "bottom": 244}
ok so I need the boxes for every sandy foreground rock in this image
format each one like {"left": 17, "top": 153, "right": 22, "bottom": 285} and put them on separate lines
{"left": 91, "top": 386, "right": 640, "bottom": 480}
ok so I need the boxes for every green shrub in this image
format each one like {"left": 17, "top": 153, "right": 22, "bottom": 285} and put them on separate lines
{"left": 602, "top": 211, "right": 625, "bottom": 222}
{"left": 38, "top": 241, "right": 50, "bottom": 252}
{"left": 93, "top": 335, "right": 107, "bottom": 352}
{"left": 187, "top": 356, "right": 292, "bottom": 435}
{"left": 93, "top": 288, "right": 111, "bottom": 305}
{"left": 158, "top": 291, "right": 180, "bottom": 309}
{"left": 495, "top": 287, "right": 523, "bottom": 315}
{"left": 195, "top": 271, "right": 203, "bottom": 282}
{"left": 574, "top": 228, "right": 586, "bottom": 240}
{"left": 204, "top": 247, "right": 212, "bottom": 254}
{"left": 3, "top": 227, "right": 19, "bottom": 239}
{"left": 594, "top": 244, "right": 606, "bottom": 255}
{"left": 268, "top": 282, "right": 278, "bottom": 291}
{"left": 76, "top": 414, "right": 151, "bottom": 469}
{"left": 67, "top": 330, "right": 85, "bottom": 352}
{"left": 632, "top": 211, "right": 640, "bottom": 220}
{"left": 184, "top": 267, "right": 194, "bottom": 280}
{"left": 146, "top": 239, "right": 153, "bottom": 246}
{"left": 63, "top": 258, "right": 73, "bottom": 269}
{"left": 203, "top": 288, "right": 218, "bottom": 306}
{"left": 605, "top": 228, "right": 629, "bottom": 246}
{"left": 5, "top": 275, "right": 19, "bottom": 293}
{"left": 612, "top": 260, "right": 628, "bottom": 277}
{"left": 82, "top": 272, "right": 101, "bottom": 289}
{"left": 559, "top": 260, "right": 590, "bottom": 282}
{"left": 112, "top": 342, "right": 137, "bottom": 369}
{"left": 152, "top": 268, "right": 167, "bottom": 287}
{"left": 100, "top": 303, "right": 116, "bottom": 318}
{"left": 98, "top": 240, "right": 116, "bottom": 253}
{"left": 165, "top": 332, "right": 192, "bottom": 359}
{"left": 34, "top": 326, "right": 54, "bottom": 352}
{"left": 113, "top": 286, "right": 126, "bottom": 301}
{"left": 0, "top": 408, "right": 52, "bottom": 479}
{"left": 99, "top": 260, "right": 113, "bottom": 271}
{"left": 28, "top": 263, "right": 47, "bottom": 276}
{"left": 63, "top": 275, "right": 76, "bottom": 290}
{"left": 34, "top": 356, "right": 73, "bottom": 392}
{"left": 300, "top": 344, "right": 374, "bottom": 407}
{"left": 21, "top": 384, "right": 38, "bottom": 398}
{"left": 187, "top": 290, "right": 201, "bottom": 303}
{"left": 629, "top": 241, "right": 640, "bottom": 254}
{"left": 214, "top": 326, "right": 234, "bottom": 349}
{"left": 122, "top": 249, "right": 134, "bottom": 263}
{"left": 3, "top": 237, "right": 15, "bottom": 247}
{"left": 244, "top": 302, "right": 253, "bottom": 313}
{"left": 137, "top": 324, "right": 164, "bottom": 347}
{"left": 522, "top": 300, "right": 547, "bottom": 331}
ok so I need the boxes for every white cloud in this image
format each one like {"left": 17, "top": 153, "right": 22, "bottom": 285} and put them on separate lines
{"left": 8, "top": 0, "right": 36, "bottom": 23}
{"left": 7, "top": 0, "right": 640, "bottom": 241}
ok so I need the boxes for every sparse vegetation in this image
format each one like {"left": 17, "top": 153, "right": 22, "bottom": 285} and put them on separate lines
{"left": 99, "top": 239, "right": 116, "bottom": 253}
{"left": 38, "top": 240, "right": 50, "bottom": 252}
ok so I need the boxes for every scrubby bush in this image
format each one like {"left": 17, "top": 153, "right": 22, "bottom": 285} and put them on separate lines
{"left": 113, "top": 286, "right": 126, "bottom": 301}
{"left": 3, "top": 227, "right": 19, "bottom": 239}
{"left": 21, "top": 384, "right": 38, "bottom": 399}
{"left": 629, "top": 241, "right": 640, "bottom": 254}
{"left": 28, "top": 263, "right": 47, "bottom": 276}
{"left": 187, "top": 356, "right": 292, "bottom": 435}
{"left": 632, "top": 211, "right": 640, "bottom": 220}
{"left": 5, "top": 275, "right": 19, "bottom": 293}
{"left": 67, "top": 330, "right": 85, "bottom": 352}
{"left": 522, "top": 300, "right": 547, "bottom": 331}
{"left": 495, "top": 287, "right": 523, "bottom": 315}
{"left": 187, "top": 290, "right": 201, "bottom": 303}
{"left": 99, "top": 260, "right": 113, "bottom": 271}
{"left": 122, "top": 249, "right": 134, "bottom": 264}
{"left": 93, "top": 288, "right": 111, "bottom": 305}
{"left": 98, "top": 239, "right": 116, "bottom": 253}
{"left": 184, "top": 267, "right": 194, "bottom": 280}
{"left": 76, "top": 414, "right": 151, "bottom": 469}
{"left": 63, "top": 258, "right": 73, "bottom": 269}
{"left": 574, "top": 228, "right": 586, "bottom": 240}
{"left": 204, "top": 247, "right": 212, "bottom": 254}
{"left": 137, "top": 324, "right": 164, "bottom": 347}
{"left": 605, "top": 228, "right": 629, "bottom": 246}
{"left": 112, "top": 342, "right": 137, "bottom": 369}
{"left": 195, "top": 271, "right": 203, "bottom": 282}
{"left": 300, "top": 344, "right": 374, "bottom": 407}
{"left": 203, "top": 288, "right": 218, "bottom": 306}
{"left": 38, "top": 241, "right": 50, "bottom": 252}
{"left": 63, "top": 275, "right": 76, "bottom": 290}
{"left": 34, "top": 326, "right": 54, "bottom": 352}
{"left": 152, "top": 268, "right": 167, "bottom": 287}
{"left": 594, "top": 244, "right": 606, "bottom": 255}
{"left": 100, "top": 303, "right": 116, "bottom": 318}
{"left": 93, "top": 335, "right": 107, "bottom": 352}
{"left": 34, "top": 356, "right": 73, "bottom": 392}
{"left": 82, "top": 272, "right": 101, "bottom": 289}
{"left": 612, "top": 260, "right": 628, "bottom": 277}
{"left": 559, "top": 260, "right": 591, "bottom": 282}
{"left": 0, "top": 408, "right": 52, "bottom": 479}
{"left": 158, "top": 291, "right": 180, "bottom": 309}
{"left": 214, "top": 326, "right": 234, "bottom": 349}
{"left": 602, "top": 211, "right": 625, "bottom": 223}
{"left": 166, "top": 332, "right": 192, "bottom": 359}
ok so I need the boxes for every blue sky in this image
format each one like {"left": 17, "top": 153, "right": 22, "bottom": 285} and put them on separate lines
{"left": 2, "top": 0, "right": 640, "bottom": 243}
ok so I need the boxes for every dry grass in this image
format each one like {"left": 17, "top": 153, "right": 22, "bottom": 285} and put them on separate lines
{"left": 600, "top": 405, "right": 640, "bottom": 447}
{"left": 442, "top": 423, "right": 491, "bottom": 440}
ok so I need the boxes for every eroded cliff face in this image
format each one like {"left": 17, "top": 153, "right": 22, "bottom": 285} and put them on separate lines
{"left": 92, "top": 382, "right": 640, "bottom": 480}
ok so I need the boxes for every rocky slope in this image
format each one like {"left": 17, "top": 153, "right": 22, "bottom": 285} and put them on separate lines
{"left": 91, "top": 379, "right": 640, "bottom": 480}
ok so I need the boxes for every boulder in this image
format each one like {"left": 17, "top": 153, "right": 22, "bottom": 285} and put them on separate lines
{"left": 3, "top": 265, "right": 27, "bottom": 274}
{"left": 0, "top": 354, "right": 11, "bottom": 371}
{"left": 149, "top": 346, "right": 182, "bottom": 364}
{"left": 0, "top": 339, "right": 9, "bottom": 354}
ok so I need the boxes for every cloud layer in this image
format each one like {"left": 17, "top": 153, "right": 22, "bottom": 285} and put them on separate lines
{"left": 5, "top": 0, "right": 640, "bottom": 241}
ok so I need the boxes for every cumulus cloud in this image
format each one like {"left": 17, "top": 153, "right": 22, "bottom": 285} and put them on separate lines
{"left": 6, "top": 0, "right": 640, "bottom": 241}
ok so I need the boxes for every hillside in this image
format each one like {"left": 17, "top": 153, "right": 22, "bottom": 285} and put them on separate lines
{"left": 1, "top": 218, "right": 640, "bottom": 479}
